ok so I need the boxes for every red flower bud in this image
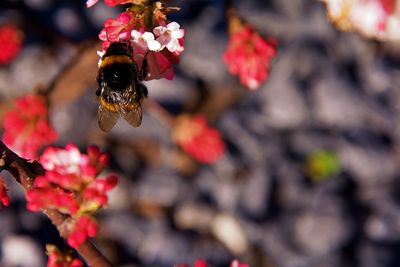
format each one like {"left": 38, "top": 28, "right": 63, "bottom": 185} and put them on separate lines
{"left": 224, "top": 25, "right": 277, "bottom": 90}
{"left": 172, "top": 114, "right": 225, "bottom": 163}
{"left": 0, "top": 25, "right": 23, "bottom": 64}
{"left": 2, "top": 94, "right": 58, "bottom": 159}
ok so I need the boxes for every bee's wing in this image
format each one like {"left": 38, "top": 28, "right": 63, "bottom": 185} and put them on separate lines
{"left": 121, "top": 103, "right": 142, "bottom": 128}
{"left": 98, "top": 104, "right": 119, "bottom": 132}
{"left": 118, "top": 83, "right": 143, "bottom": 128}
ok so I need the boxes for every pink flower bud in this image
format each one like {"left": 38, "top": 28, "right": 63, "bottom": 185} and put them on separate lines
{"left": 223, "top": 25, "right": 276, "bottom": 90}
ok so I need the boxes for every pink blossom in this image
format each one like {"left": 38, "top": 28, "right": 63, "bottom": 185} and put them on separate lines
{"left": 40, "top": 144, "right": 83, "bottom": 174}
{"left": 0, "top": 25, "right": 23, "bottom": 64}
{"left": 129, "top": 34, "right": 179, "bottom": 80}
{"left": 175, "top": 259, "right": 249, "bottom": 267}
{"left": 0, "top": 177, "right": 10, "bottom": 207}
{"left": 153, "top": 22, "right": 185, "bottom": 52}
{"left": 143, "top": 50, "right": 176, "bottom": 80}
{"left": 230, "top": 260, "right": 250, "bottom": 267}
{"left": 86, "top": 0, "right": 138, "bottom": 7}
{"left": 38, "top": 144, "right": 109, "bottom": 190}
{"left": 67, "top": 216, "right": 98, "bottom": 248}
{"left": 223, "top": 25, "right": 277, "bottom": 90}
{"left": 172, "top": 114, "right": 225, "bottom": 163}
{"left": 104, "top": 0, "right": 137, "bottom": 6}
{"left": 131, "top": 30, "right": 162, "bottom": 51}
{"left": 380, "top": 0, "right": 396, "bottom": 14}
{"left": 99, "top": 12, "right": 134, "bottom": 50}
{"left": 129, "top": 24, "right": 184, "bottom": 80}
{"left": 175, "top": 259, "right": 208, "bottom": 267}
{"left": 87, "top": 145, "right": 109, "bottom": 174}
{"left": 2, "top": 94, "right": 58, "bottom": 159}
{"left": 26, "top": 145, "right": 117, "bottom": 246}
{"left": 46, "top": 244, "right": 84, "bottom": 267}
{"left": 26, "top": 186, "right": 80, "bottom": 214}
{"left": 82, "top": 175, "right": 118, "bottom": 206}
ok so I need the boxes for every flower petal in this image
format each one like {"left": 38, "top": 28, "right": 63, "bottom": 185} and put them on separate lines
{"left": 131, "top": 30, "right": 142, "bottom": 40}
{"left": 147, "top": 40, "right": 161, "bottom": 51}
{"left": 153, "top": 26, "right": 167, "bottom": 36}
{"left": 118, "top": 32, "right": 128, "bottom": 40}
{"left": 142, "top": 31, "right": 155, "bottom": 41}
{"left": 172, "top": 29, "right": 185, "bottom": 39}
{"left": 86, "top": 0, "right": 99, "bottom": 8}
{"left": 167, "top": 21, "right": 180, "bottom": 31}
{"left": 166, "top": 38, "right": 180, "bottom": 52}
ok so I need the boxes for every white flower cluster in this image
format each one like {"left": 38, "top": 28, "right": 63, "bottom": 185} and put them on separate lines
{"left": 322, "top": 0, "right": 400, "bottom": 41}
{"left": 96, "top": 21, "right": 184, "bottom": 67}
{"left": 131, "top": 22, "right": 184, "bottom": 53}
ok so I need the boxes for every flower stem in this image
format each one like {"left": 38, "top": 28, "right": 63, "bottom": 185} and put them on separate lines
{"left": 224, "top": 0, "right": 235, "bottom": 20}
{"left": 223, "top": 0, "right": 242, "bottom": 33}
{"left": 0, "top": 141, "right": 114, "bottom": 267}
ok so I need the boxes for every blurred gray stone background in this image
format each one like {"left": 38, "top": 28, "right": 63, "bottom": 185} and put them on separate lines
{"left": 1, "top": 0, "right": 400, "bottom": 267}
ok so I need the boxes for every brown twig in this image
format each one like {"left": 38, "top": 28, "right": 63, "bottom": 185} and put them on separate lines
{"left": 144, "top": 97, "right": 176, "bottom": 127}
{"left": 0, "top": 141, "right": 114, "bottom": 267}
{"left": 224, "top": 0, "right": 235, "bottom": 20}
{"left": 223, "top": 0, "right": 244, "bottom": 34}
{"left": 45, "top": 41, "right": 102, "bottom": 109}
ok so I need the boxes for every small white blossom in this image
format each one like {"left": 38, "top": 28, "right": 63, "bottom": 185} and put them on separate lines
{"left": 141, "top": 32, "right": 162, "bottom": 51}
{"left": 322, "top": 0, "right": 400, "bottom": 41}
{"left": 153, "top": 21, "right": 184, "bottom": 53}
{"left": 86, "top": 0, "right": 99, "bottom": 8}
{"left": 96, "top": 50, "right": 105, "bottom": 58}
{"left": 97, "top": 50, "right": 105, "bottom": 67}
{"left": 131, "top": 30, "right": 161, "bottom": 51}
{"left": 130, "top": 30, "right": 142, "bottom": 40}
{"left": 118, "top": 32, "right": 129, "bottom": 40}
{"left": 350, "top": 0, "right": 386, "bottom": 37}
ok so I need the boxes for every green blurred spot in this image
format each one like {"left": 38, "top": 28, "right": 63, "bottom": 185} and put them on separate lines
{"left": 305, "top": 149, "right": 340, "bottom": 182}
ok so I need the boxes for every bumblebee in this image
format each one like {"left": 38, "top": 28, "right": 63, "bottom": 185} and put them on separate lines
{"left": 96, "top": 41, "right": 148, "bottom": 132}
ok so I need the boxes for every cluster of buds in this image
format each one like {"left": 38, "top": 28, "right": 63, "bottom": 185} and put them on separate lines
{"left": 46, "top": 244, "right": 83, "bottom": 267}
{"left": 321, "top": 0, "right": 400, "bottom": 41}
{"left": 0, "top": 24, "right": 23, "bottom": 64}
{"left": 175, "top": 259, "right": 249, "bottom": 267}
{"left": 26, "top": 144, "right": 118, "bottom": 248}
{"left": 2, "top": 94, "right": 58, "bottom": 159}
{"left": 223, "top": 14, "right": 277, "bottom": 90}
{"left": 171, "top": 114, "right": 225, "bottom": 164}
{"left": 87, "top": 0, "right": 185, "bottom": 80}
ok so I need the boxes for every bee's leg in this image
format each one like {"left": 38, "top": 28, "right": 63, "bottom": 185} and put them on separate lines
{"left": 138, "top": 83, "right": 148, "bottom": 98}
{"left": 138, "top": 52, "right": 149, "bottom": 81}
{"left": 96, "top": 74, "right": 102, "bottom": 96}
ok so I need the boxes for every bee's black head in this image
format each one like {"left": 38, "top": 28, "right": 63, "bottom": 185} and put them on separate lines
{"left": 105, "top": 41, "right": 133, "bottom": 58}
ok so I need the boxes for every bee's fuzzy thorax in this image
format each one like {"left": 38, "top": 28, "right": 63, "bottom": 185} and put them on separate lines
{"left": 100, "top": 55, "right": 133, "bottom": 68}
